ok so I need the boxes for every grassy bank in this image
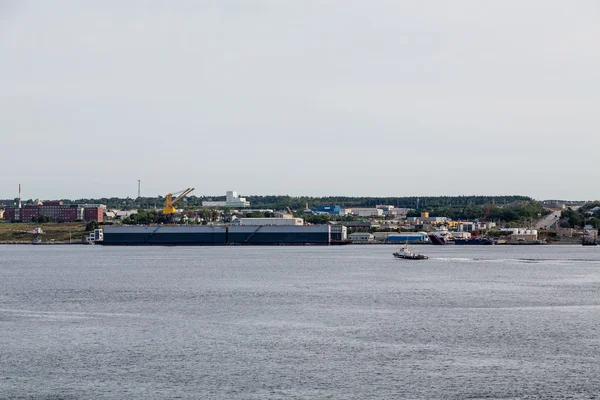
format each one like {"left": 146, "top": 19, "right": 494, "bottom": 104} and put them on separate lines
{"left": 0, "top": 221, "right": 87, "bottom": 243}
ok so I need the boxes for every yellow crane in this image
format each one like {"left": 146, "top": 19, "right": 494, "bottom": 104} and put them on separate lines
{"left": 162, "top": 188, "right": 195, "bottom": 215}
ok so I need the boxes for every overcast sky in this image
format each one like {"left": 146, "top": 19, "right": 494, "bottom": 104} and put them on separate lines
{"left": 1, "top": 1, "right": 598, "bottom": 200}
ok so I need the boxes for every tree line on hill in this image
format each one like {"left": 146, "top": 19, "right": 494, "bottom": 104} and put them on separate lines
{"left": 55, "top": 195, "right": 531, "bottom": 211}
{"left": 409, "top": 201, "right": 549, "bottom": 224}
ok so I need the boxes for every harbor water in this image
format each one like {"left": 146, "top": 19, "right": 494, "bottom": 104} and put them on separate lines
{"left": 1, "top": 245, "right": 600, "bottom": 399}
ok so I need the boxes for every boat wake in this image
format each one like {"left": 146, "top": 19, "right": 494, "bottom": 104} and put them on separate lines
{"left": 0, "top": 308, "right": 134, "bottom": 321}
{"left": 430, "top": 257, "right": 599, "bottom": 264}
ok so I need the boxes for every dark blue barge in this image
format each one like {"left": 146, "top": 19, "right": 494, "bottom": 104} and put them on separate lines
{"left": 101, "top": 225, "right": 348, "bottom": 246}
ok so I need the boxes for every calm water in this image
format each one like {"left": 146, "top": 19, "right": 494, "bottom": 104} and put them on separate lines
{"left": 1, "top": 245, "right": 600, "bottom": 399}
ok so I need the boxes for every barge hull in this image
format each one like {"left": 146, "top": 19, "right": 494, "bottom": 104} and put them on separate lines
{"left": 101, "top": 225, "right": 347, "bottom": 246}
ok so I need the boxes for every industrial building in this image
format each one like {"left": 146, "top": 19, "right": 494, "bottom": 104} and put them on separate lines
{"left": 3, "top": 201, "right": 104, "bottom": 222}
{"left": 87, "top": 229, "right": 104, "bottom": 243}
{"left": 339, "top": 221, "right": 380, "bottom": 229}
{"left": 373, "top": 232, "right": 395, "bottom": 242}
{"left": 386, "top": 232, "right": 429, "bottom": 243}
{"left": 383, "top": 209, "right": 411, "bottom": 217}
{"left": 103, "top": 210, "right": 138, "bottom": 220}
{"left": 310, "top": 205, "right": 344, "bottom": 215}
{"left": 348, "top": 232, "right": 374, "bottom": 243}
{"left": 375, "top": 205, "right": 411, "bottom": 216}
{"left": 501, "top": 228, "right": 539, "bottom": 243}
{"left": 202, "top": 191, "right": 250, "bottom": 208}
{"left": 455, "top": 222, "right": 478, "bottom": 232}
{"left": 406, "top": 211, "right": 448, "bottom": 224}
{"left": 350, "top": 208, "right": 384, "bottom": 217}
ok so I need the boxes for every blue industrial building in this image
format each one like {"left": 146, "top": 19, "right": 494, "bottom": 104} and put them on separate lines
{"left": 386, "top": 232, "right": 429, "bottom": 243}
{"left": 311, "top": 205, "right": 343, "bottom": 215}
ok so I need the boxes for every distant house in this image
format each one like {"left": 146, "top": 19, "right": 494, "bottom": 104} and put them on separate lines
{"left": 585, "top": 206, "right": 600, "bottom": 216}
{"left": 113, "top": 210, "right": 138, "bottom": 219}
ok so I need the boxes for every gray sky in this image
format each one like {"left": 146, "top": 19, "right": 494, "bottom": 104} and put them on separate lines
{"left": 1, "top": 1, "right": 599, "bottom": 200}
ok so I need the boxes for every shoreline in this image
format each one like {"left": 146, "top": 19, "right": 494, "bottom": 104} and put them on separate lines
{"left": 0, "top": 241, "right": 589, "bottom": 246}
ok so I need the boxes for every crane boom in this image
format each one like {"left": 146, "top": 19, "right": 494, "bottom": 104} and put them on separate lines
{"left": 473, "top": 201, "right": 493, "bottom": 238}
{"left": 481, "top": 201, "right": 493, "bottom": 225}
{"left": 173, "top": 188, "right": 195, "bottom": 205}
{"left": 162, "top": 187, "right": 195, "bottom": 215}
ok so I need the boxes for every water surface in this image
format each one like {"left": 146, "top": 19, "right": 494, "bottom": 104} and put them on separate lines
{"left": 1, "top": 245, "right": 600, "bottom": 399}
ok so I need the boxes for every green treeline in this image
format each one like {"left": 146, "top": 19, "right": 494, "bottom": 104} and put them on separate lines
{"left": 60, "top": 195, "right": 531, "bottom": 211}
{"left": 410, "top": 201, "right": 549, "bottom": 222}
{"left": 244, "top": 195, "right": 530, "bottom": 210}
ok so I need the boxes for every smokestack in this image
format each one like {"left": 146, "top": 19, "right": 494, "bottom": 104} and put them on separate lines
{"left": 18, "top": 184, "right": 22, "bottom": 208}
{"left": 138, "top": 180, "right": 141, "bottom": 198}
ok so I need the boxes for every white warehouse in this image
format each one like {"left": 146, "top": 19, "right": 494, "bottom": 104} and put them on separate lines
{"left": 350, "top": 208, "right": 384, "bottom": 217}
{"left": 202, "top": 191, "right": 250, "bottom": 208}
{"left": 348, "top": 232, "right": 375, "bottom": 243}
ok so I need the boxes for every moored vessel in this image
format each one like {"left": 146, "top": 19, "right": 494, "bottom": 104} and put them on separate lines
{"left": 100, "top": 225, "right": 348, "bottom": 246}
{"left": 582, "top": 225, "right": 598, "bottom": 246}
{"left": 454, "top": 237, "right": 496, "bottom": 245}
{"left": 428, "top": 228, "right": 453, "bottom": 245}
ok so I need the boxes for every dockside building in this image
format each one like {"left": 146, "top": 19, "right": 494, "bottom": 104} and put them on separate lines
{"left": 3, "top": 201, "right": 104, "bottom": 222}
